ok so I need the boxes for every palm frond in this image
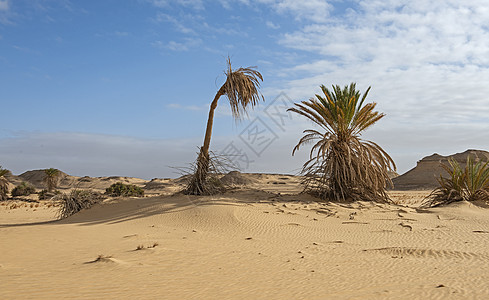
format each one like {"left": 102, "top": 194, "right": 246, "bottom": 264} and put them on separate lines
{"left": 222, "top": 57, "right": 264, "bottom": 120}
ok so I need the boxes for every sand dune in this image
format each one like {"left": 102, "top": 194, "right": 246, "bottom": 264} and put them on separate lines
{"left": 2, "top": 176, "right": 489, "bottom": 299}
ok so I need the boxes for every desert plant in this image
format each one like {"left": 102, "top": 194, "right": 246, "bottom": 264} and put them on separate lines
{"left": 288, "top": 83, "right": 396, "bottom": 202}
{"left": 178, "top": 151, "right": 235, "bottom": 195}
{"left": 0, "top": 166, "right": 10, "bottom": 201}
{"left": 105, "top": 182, "right": 144, "bottom": 197}
{"left": 185, "top": 57, "right": 264, "bottom": 195}
{"left": 56, "top": 189, "right": 105, "bottom": 219}
{"left": 11, "top": 181, "right": 36, "bottom": 197}
{"left": 422, "top": 156, "right": 489, "bottom": 207}
{"left": 39, "top": 189, "right": 61, "bottom": 200}
{"left": 43, "top": 168, "right": 60, "bottom": 192}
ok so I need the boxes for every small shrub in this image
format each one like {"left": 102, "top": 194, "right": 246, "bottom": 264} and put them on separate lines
{"left": 423, "top": 156, "right": 489, "bottom": 207}
{"left": 0, "top": 166, "right": 10, "bottom": 201}
{"left": 38, "top": 189, "right": 61, "bottom": 200}
{"left": 105, "top": 182, "right": 144, "bottom": 197}
{"left": 12, "top": 182, "right": 36, "bottom": 197}
{"left": 56, "top": 189, "right": 105, "bottom": 219}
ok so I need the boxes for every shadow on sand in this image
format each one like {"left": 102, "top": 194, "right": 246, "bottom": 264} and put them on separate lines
{"left": 0, "top": 189, "right": 319, "bottom": 228}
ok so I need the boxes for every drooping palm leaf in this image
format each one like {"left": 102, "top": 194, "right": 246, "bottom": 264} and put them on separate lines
{"left": 221, "top": 57, "right": 264, "bottom": 120}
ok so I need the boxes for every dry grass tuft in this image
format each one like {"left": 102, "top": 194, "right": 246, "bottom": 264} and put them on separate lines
{"left": 85, "top": 255, "right": 113, "bottom": 264}
{"left": 135, "top": 242, "right": 159, "bottom": 251}
{"left": 183, "top": 150, "right": 235, "bottom": 196}
{"left": 56, "top": 189, "right": 106, "bottom": 219}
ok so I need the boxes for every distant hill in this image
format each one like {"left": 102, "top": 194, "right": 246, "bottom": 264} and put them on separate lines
{"left": 392, "top": 149, "right": 489, "bottom": 190}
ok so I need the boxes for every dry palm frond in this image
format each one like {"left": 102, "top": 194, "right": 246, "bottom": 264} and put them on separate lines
{"left": 220, "top": 57, "right": 264, "bottom": 120}
{"left": 56, "top": 189, "right": 105, "bottom": 219}
{"left": 183, "top": 149, "right": 237, "bottom": 195}
{"left": 422, "top": 156, "right": 489, "bottom": 207}
{"left": 289, "top": 83, "right": 395, "bottom": 202}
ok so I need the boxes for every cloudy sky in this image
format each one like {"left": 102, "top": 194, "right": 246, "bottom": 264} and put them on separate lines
{"left": 1, "top": 0, "right": 489, "bottom": 179}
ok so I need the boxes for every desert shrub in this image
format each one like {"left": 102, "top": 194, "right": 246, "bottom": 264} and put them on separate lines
{"left": 105, "top": 182, "right": 144, "bottom": 197}
{"left": 422, "top": 156, "right": 489, "bottom": 207}
{"left": 182, "top": 151, "right": 235, "bottom": 195}
{"left": 12, "top": 182, "right": 36, "bottom": 197}
{"left": 0, "top": 166, "right": 9, "bottom": 201}
{"left": 38, "top": 189, "right": 61, "bottom": 200}
{"left": 56, "top": 189, "right": 105, "bottom": 219}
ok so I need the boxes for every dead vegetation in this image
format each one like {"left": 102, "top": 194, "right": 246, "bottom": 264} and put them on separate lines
{"left": 56, "top": 189, "right": 106, "bottom": 219}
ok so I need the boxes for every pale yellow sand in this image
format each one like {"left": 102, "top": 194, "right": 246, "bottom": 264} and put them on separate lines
{"left": 1, "top": 177, "right": 489, "bottom": 299}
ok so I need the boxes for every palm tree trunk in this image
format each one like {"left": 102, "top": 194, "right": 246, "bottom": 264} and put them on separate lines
{"left": 202, "top": 89, "right": 223, "bottom": 156}
{"left": 188, "top": 88, "right": 224, "bottom": 194}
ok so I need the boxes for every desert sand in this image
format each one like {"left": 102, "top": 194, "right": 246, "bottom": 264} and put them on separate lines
{"left": 1, "top": 173, "right": 489, "bottom": 299}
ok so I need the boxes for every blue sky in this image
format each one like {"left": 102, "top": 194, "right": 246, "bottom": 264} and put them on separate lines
{"left": 1, "top": 0, "right": 489, "bottom": 179}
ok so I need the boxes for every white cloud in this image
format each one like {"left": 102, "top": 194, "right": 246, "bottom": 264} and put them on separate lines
{"left": 149, "top": 0, "right": 204, "bottom": 10}
{"left": 155, "top": 13, "right": 196, "bottom": 34}
{"left": 0, "top": 0, "right": 8, "bottom": 11}
{"left": 253, "top": 1, "right": 489, "bottom": 173}
{"left": 114, "top": 31, "right": 129, "bottom": 37}
{"left": 0, "top": 0, "right": 11, "bottom": 24}
{"left": 263, "top": 0, "right": 333, "bottom": 23}
{"left": 152, "top": 38, "right": 202, "bottom": 51}
{"left": 266, "top": 21, "right": 280, "bottom": 29}
{"left": 167, "top": 103, "right": 206, "bottom": 111}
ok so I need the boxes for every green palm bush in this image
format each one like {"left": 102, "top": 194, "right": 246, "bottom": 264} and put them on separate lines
{"left": 12, "top": 182, "right": 36, "bottom": 197}
{"left": 423, "top": 156, "right": 489, "bottom": 207}
{"left": 0, "top": 166, "right": 10, "bottom": 201}
{"left": 288, "top": 83, "right": 396, "bottom": 202}
{"left": 105, "top": 182, "right": 144, "bottom": 197}
{"left": 44, "top": 168, "right": 61, "bottom": 192}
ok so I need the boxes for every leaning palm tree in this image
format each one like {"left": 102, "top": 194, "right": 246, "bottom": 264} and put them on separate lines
{"left": 44, "top": 168, "right": 61, "bottom": 193}
{"left": 0, "top": 166, "right": 10, "bottom": 201}
{"left": 185, "top": 57, "right": 264, "bottom": 195}
{"left": 288, "top": 83, "right": 396, "bottom": 202}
